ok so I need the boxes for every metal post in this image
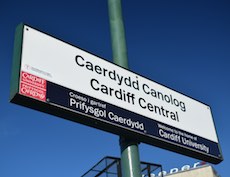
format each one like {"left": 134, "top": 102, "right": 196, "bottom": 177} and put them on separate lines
{"left": 108, "top": 0, "right": 142, "bottom": 177}
{"left": 108, "top": 0, "right": 128, "bottom": 69}
{"left": 119, "top": 137, "right": 142, "bottom": 177}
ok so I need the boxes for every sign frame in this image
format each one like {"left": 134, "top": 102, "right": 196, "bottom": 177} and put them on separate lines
{"left": 10, "top": 23, "right": 223, "bottom": 164}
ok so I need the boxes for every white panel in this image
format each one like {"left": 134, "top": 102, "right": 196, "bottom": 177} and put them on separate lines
{"left": 20, "top": 25, "right": 218, "bottom": 143}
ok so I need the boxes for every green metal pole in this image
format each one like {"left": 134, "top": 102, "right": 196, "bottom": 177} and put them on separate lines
{"left": 119, "top": 137, "right": 142, "bottom": 177}
{"left": 108, "top": 0, "right": 128, "bottom": 69}
{"left": 108, "top": 0, "right": 142, "bottom": 177}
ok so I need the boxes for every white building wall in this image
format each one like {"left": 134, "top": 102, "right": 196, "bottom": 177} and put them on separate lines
{"left": 165, "top": 165, "right": 218, "bottom": 177}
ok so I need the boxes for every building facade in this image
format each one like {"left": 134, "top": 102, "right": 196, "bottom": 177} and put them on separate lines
{"left": 165, "top": 165, "right": 219, "bottom": 177}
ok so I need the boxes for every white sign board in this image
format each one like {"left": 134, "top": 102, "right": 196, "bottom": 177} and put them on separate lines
{"left": 10, "top": 24, "right": 222, "bottom": 164}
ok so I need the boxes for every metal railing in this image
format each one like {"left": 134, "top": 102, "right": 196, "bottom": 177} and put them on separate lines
{"left": 81, "top": 156, "right": 163, "bottom": 177}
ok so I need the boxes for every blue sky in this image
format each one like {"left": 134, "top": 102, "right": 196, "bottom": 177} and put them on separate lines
{"left": 1, "top": 0, "right": 229, "bottom": 176}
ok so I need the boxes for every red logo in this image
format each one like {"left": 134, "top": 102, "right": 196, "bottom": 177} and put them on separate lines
{"left": 20, "top": 71, "right": 47, "bottom": 102}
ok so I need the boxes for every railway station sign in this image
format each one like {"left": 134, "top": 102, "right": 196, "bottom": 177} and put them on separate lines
{"left": 10, "top": 24, "right": 223, "bottom": 164}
